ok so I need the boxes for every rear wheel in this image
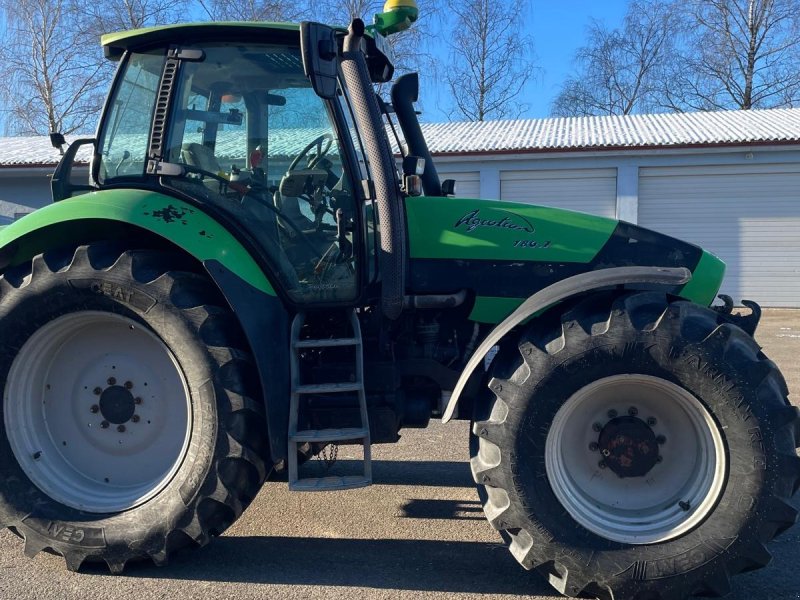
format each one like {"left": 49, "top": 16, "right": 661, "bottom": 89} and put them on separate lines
{"left": 0, "top": 243, "right": 269, "bottom": 572}
{"left": 471, "top": 291, "right": 800, "bottom": 599}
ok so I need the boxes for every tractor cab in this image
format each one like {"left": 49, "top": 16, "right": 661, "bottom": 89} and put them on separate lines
{"left": 46, "top": 0, "right": 420, "bottom": 310}
{"left": 91, "top": 27, "right": 380, "bottom": 305}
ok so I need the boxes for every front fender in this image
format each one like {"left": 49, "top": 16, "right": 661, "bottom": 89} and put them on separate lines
{"left": 442, "top": 266, "right": 693, "bottom": 423}
{"left": 0, "top": 190, "right": 275, "bottom": 295}
{"left": 0, "top": 190, "right": 292, "bottom": 466}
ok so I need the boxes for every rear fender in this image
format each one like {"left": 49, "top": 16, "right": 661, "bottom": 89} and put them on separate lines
{"left": 0, "top": 190, "right": 291, "bottom": 466}
{"left": 442, "top": 266, "right": 693, "bottom": 423}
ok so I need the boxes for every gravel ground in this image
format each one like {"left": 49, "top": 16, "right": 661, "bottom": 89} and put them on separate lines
{"left": 0, "top": 309, "right": 798, "bottom": 600}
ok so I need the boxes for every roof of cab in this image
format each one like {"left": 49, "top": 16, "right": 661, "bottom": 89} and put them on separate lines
{"left": 101, "top": 22, "right": 301, "bottom": 57}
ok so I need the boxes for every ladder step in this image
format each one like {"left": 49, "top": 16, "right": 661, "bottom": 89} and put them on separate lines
{"left": 296, "top": 382, "right": 362, "bottom": 394}
{"left": 290, "top": 475, "right": 371, "bottom": 492}
{"left": 291, "top": 428, "right": 369, "bottom": 442}
{"left": 294, "top": 337, "right": 359, "bottom": 348}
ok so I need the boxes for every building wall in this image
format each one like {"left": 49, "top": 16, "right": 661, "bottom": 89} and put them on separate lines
{"left": 0, "top": 168, "right": 90, "bottom": 216}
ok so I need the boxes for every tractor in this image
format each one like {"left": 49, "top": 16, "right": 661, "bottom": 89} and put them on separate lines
{"left": 0, "top": 2, "right": 797, "bottom": 598}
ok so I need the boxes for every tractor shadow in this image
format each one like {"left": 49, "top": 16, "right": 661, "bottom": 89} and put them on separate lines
{"left": 110, "top": 458, "right": 556, "bottom": 596}
{"left": 130, "top": 536, "right": 555, "bottom": 596}
{"left": 100, "top": 458, "right": 800, "bottom": 598}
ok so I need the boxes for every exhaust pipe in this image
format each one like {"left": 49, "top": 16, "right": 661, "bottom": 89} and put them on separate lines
{"left": 391, "top": 73, "right": 441, "bottom": 196}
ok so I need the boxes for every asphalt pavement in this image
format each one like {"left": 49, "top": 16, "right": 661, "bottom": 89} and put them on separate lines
{"left": 0, "top": 310, "right": 798, "bottom": 600}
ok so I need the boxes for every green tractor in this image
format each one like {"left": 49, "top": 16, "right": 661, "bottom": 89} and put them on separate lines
{"left": 0, "top": 2, "right": 797, "bottom": 598}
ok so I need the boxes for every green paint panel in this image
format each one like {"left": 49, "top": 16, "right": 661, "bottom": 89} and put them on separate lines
{"left": 406, "top": 196, "right": 617, "bottom": 263}
{"left": 468, "top": 296, "right": 526, "bottom": 323}
{"left": 680, "top": 250, "right": 726, "bottom": 306}
{"left": 0, "top": 190, "right": 276, "bottom": 295}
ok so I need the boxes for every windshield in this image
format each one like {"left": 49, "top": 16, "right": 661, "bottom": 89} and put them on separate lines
{"left": 96, "top": 51, "right": 165, "bottom": 182}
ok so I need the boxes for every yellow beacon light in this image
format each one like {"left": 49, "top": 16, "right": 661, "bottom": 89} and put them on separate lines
{"left": 374, "top": 0, "right": 419, "bottom": 35}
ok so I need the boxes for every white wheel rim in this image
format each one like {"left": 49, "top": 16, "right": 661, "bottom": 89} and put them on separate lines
{"left": 545, "top": 375, "right": 726, "bottom": 544}
{"left": 4, "top": 312, "right": 192, "bottom": 513}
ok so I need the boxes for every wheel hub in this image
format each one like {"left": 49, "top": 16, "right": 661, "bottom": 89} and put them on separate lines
{"left": 597, "top": 416, "right": 659, "bottom": 478}
{"left": 99, "top": 385, "right": 136, "bottom": 424}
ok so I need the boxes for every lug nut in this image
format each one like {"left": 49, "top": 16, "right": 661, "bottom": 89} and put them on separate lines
{"left": 131, "top": 415, "right": 140, "bottom": 423}
{"left": 90, "top": 404, "right": 99, "bottom": 413}
{"left": 134, "top": 397, "right": 143, "bottom": 405}
{"left": 598, "top": 460, "right": 607, "bottom": 469}
{"left": 107, "top": 377, "right": 116, "bottom": 386}
{"left": 628, "top": 406, "right": 638, "bottom": 416}
{"left": 607, "top": 409, "right": 618, "bottom": 419}
{"left": 647, "top": 417, "right": 657, "bottom": 426}
{"left": 117, "top": 424, "right": 126, "bottom": 433}
{"left": 100, "top": 420, "right": 109, "bottom": 429}
{"left": 656, "top": 435, "right": 667, "bottom": 445}
{"left": 124, "top": 381, "right": 133, "bottom": 389}
{"left": 602, "top": 449, "right": 611, "bottom": 457}
{"left": 592, "top": 423, "right": 603, "bottom": 432}
{"left": 588, "top": 442, "right": 599, "bottom": 452}
{"left": 93, "top": 387, "right": 103, "bottom": 395}
{"left": 656, "top": 455, "right": 663, "bottom": 463}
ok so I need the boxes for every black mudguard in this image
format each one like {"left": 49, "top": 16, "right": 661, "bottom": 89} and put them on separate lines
{"left": 204, "top": 259, "right": 290, "bottom": 468}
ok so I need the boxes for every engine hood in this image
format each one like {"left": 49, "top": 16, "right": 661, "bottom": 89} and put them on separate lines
{"left": 405, "top": 196, "right": 725, "bottom": 324}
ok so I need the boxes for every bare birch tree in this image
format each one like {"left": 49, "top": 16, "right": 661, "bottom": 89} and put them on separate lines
{"left": 0, "top": 0, "right": 105, "bottom": 134}
{"left": 663, "top": 0, "right": 800, "bottom": 110}
{"left": 194, "top": 0, "right": 305, "bottom": 22}
{"left": 552, "top": 1, "right": 677, "bottom": 117}
{"left": 79, "top": 0, "right": 181, "bottom": 34}
{"left": 443, "top": 0, "right": 535, "bottom": 121}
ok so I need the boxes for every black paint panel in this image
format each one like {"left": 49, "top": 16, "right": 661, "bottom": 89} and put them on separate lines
{"left": 408, "top": 222, "right": 704, "bottom": 298}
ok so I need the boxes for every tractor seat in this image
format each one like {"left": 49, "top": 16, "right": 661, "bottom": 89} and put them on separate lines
{"left": 181, "top": 143, "right": 222, "bottom": 175}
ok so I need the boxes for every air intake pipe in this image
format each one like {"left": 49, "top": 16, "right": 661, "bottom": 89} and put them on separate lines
{"left": 341, "top": 20, "right": 406, "bottom": 320}
{"left": 391, "top": 73, "right": 441, "bottom": 196}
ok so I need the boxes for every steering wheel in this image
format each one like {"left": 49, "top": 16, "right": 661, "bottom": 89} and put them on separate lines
{"left": 288, "top": 133, "right": 334, "bottom": 171}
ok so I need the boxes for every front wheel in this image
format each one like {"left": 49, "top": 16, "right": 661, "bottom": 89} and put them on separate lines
{"left": 471, "top": 291, "right": 800, "bottom": 599}
{"left": 0, "top": 243, "right": 269, "bottom": 572}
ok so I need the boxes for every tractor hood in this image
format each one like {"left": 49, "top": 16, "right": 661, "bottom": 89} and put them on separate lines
{"left": 405, "top": 196, "right": 725, "bottom": 324}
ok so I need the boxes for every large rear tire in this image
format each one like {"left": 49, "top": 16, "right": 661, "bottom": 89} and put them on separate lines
{"left": 0, "top": 243, "right": 269, "bottom": 572}
{"left": 471, "top": 291, "right": 800, "bottom": 599}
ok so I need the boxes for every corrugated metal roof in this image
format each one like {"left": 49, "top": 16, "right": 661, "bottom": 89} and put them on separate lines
{"left": 419, "top": 108, "right": 800, "bottom": 154}
{"left": 3, "top": 107, "right": 800, "bottom": 167}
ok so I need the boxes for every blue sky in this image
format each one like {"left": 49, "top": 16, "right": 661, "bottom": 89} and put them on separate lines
{"left": 423, "top": 1, "right": 629, "bottom": 121}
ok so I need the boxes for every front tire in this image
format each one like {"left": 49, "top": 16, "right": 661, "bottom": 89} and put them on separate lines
{"left": 0, "top": 243, "right": 269, "bottom": 572}
{"left": 471, "top": 291, "right": 800, "bottom": 599}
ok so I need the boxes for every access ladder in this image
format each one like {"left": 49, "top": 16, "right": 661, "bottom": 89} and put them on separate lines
{"left": 287, "top": 310, "right": 372, "bottom": 491}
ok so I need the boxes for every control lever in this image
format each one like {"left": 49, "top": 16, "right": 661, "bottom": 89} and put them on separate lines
{"left": 336, "top": 208, "right": 353, "bottom": 261}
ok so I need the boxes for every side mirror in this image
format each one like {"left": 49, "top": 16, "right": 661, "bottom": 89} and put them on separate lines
{"left": 402, "top": 155, "right": 425, "bottom": 176}
{"left": 441, "top": 179, "right": 457, "bottom": 196}
{"left": 51, "top": 138, "right": 96, "bottom": 202}
{"left": 300, "top": 22, "right": 339, "bottom": 100}
{"left": 49, "top": 132, "right": 67, "bottom": 155}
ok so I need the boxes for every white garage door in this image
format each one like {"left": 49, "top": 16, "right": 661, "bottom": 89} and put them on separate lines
{"left": 639, "top": 164, "right": 800, "bottom": 307}
{"left": 500, "top": 168, "right": 617, "bottom": 217}
{"left": 438, "top": 170, "right": 480, "bottom": 198}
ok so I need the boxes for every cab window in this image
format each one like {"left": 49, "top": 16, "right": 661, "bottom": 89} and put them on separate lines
{"left": 160, "top": 43, "right": 360, "bottom": 304}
